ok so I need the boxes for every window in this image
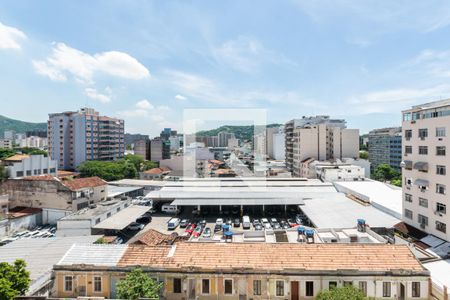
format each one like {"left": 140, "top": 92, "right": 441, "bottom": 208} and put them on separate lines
{"left": 224, "top": 279, "right": 233, "bottom": 295}
{"left": 16, "top": 171, "right": 23, "bottom": 177}
{"left": 436, "top": 184, "right": 446, "bottom": 195}
{"left": 419, "top": 197, "right": 428, "bottom": 208}
{"left": 412, "top": 282, "right": 421, "bottom": 297}
{"left": 329, "top": 281, "right": 337, "bottom": 289}
{"left": 436, "top": 127, "right": 446, "bottom": 137}
{"left": 405, "top": 146, "right": 412, "bottom": 154}
{"left": 437, "top": 146, "right": 446, "bottom": 156}
{"left": 405, "top": 129, "right": 412, "bottom": 139}
{"left": 405, "top": 193, "right": 413, "bottom": 203}
{"left": 106, "top": 212, "right": 111, "bottom": 218}
{"left": 436, "top": 221, "right": 447, "bottom": 233}
{"left": 418, "top": 214, "right": 428, "bottom": 226}
{"left": 253, "top": 280, "right": 262, "bottom": 296}
{"left": 358, "top": 281, "right": 367, "bottom": 297}
{"left": 202, "top": 279, "right": 210, "bottom": 294}
{"left": 173, "top": 278, "right": 182, "bottom": 293}
{"left": 343, "top": 281, "right": 352, "bottom": 287}
{"left": 404, "top": 209, "right": 413, "bottom": 219}
{"left": 305, "top": 281, "right": 314, "bottom": 296}
{"left": 276, "top": 280, "right": 284, "bottom": 296}
{"left": 64, "top": 276, "right": 73, "bottom": 292}
{"left": 382, "top": 282, "right": 391, "bottom": 297}
{"left": 419, "top": 146, "right": 428, "bottom": 155}
{"left": 436, "top": 165, "right": 446, "bottom": 175}
{"left": 26, "top": 170, "right": 31, "bottom": 176}
{"left": 418, "top": 128, "right": 428, "bottom": 138}
{"left": 93, "top": 276, "right": 102, "bottom": 292}
{"left": 436, "top": 203, "right": 446, "bottom": 214}
{"left": 43, "top": 168, "right": 48, "bottom": 174}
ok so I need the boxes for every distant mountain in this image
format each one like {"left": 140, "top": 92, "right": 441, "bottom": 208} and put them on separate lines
{"left": 0, "top": 115, "right": 47, "bottom": 137}
{"left": 196, "top": 124, "right": 282, "bottom": 141}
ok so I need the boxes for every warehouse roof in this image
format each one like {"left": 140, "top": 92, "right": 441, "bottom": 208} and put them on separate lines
{"left": 107, "top": 185, "right": 143, "bottom": 198}
{"left": 58, "top": 244, "right": 128, "bottom": 266}
{"left": 92, "top": 205, "right": 150, "bottom": 230}
{"left": 171, "top": 198, "right": 305, "bottom": 206}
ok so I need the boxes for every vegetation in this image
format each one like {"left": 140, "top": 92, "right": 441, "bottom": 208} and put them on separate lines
{"left": 0, "top": 259, "right": 31, "bottom": 300}
{"left": 142, "top": 160, "right": 158, "bottom": 171}
{"left": 316, "top": 285, "right": 367, "bottom": 300}
{"left": 196, "top": 124, "right": 281, "bottom": 141}
{"left": 17, "top": 147, "right": 48, "bottom": 157}
{"left": 0, "top": 148, "right": 15, "bottom": 160}
{"left": 0, "top": 115, "right": 46, "bottom": 134}
{"left": 372, "top": 164, "right": 401, "bottom": 186}
{"left": 116, "top": 268, "right": 162, "bottom": 300}
{"left": 0, "top": 165, "right": 8, "bottom": 181}
{"left": 359, "top": 151, "right": 368, "bottom": 159}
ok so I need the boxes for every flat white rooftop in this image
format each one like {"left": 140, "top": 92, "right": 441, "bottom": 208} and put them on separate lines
{"left": 423, "top": 259, "right": 450, "bottom": 291}
{"left": 93, "top": 205, "right": 150, "bottom": 230}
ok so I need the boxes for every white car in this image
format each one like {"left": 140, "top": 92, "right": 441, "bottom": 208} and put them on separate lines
{"left": 216, "top": 218, "right": 224, "bottom": 225}
{"left": 261, "top": 218, "right": 269, "bottom": 224}
{"left": 264, "top": 223, "right": 272, "bottom": 230}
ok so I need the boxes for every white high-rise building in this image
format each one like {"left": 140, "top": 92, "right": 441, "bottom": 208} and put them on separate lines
{"left": 401, "top": 99, "right": 450, "bottom": 241}
{"left": 266, "top": 126, "right": 285, "bottom": 160}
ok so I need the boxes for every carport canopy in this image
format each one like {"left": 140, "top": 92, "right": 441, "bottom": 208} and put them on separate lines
{"left": 93, "top": 205, "right": 150, "bottom": 230}
{"left": 170, "top": 198, "right": 305, "bottom": 206}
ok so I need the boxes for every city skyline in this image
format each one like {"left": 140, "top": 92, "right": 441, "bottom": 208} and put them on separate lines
{"left": 2, "top": 1, "right": 450, "bottom": 136}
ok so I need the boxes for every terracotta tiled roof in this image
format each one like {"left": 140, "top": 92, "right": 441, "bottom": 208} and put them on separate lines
{"left": 118, "top": 243, "right": 425, "bottom": 273}
{"left": 134, "top": 229, "right": 185, "bottom": 246}
{"left": 22, "top": 175, "right": 56, "bottom": 181}
{"left": 209, "top": 159, "right": 224, "bottom": 165}
{"left": 3, "top": 154, "right": 29, "bottom": 161}
{"left": 57, "top": 170, "right": 79, "bottom": 178}
{"left": 144, "top": 167, "right": 170, "bottom": 175}
{"left": 62, "top": 176, "right": 107, "bottom": 191}
{"left": 7, "top": 207, "right": 42, "bottom": 219}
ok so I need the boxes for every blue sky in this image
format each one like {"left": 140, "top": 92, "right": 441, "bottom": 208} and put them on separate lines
{"left": 2, "top": 1, "right": 450, "bottom": 135}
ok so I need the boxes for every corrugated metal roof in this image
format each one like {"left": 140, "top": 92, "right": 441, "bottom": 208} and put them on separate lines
{"left": 92, "top": 205, "right": 150, "bottom": 230}
{"left": 171, "top": 198, "right": 305, "bottom": 206}
{"left": 57, "top": 244, "right": 128, "bottom": 266}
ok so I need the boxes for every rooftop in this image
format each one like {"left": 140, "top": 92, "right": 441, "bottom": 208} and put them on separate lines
{"left": 107, "top": 185, "right": 143, "bottom": 198}
{"left": 62, "top": 176, "right": 107, "bottom": 190}
{"left": 60, "top": 199, "right": 127, "bottom": 220}
{"left": 58, "top": 244, "right": 128, "bottom": 266}
{"left": 92, "top": 205, "right": 150, "bottom": 230}
{"left": 3, "top": 154, "right": 30, "bottom": 161}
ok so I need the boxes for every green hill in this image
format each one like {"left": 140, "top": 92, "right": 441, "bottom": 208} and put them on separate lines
{"left": 0, "top": 115, "right": 47, "bottom": 136}
{"left": 196, "top": 124, "right": 282, "bottom": 141}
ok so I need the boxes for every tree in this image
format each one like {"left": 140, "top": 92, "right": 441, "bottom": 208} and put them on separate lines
{"left": 0, "top": 165, "right": 8, "bottom": 181}
{"left": 18, "top": 147, "right": 48, "bottom": 157}
{"left": 142, "top": 160, "right": 159, "bottom": 171}
{"left": 316, "top": 285, "right": 367, "bottom": 300}
{"left": 373, "top": 164, "right": 400, "bottom": 182}
{"left": 359, "top": 151, "right": 368, "bottom": 159}
{"left": 124, "top": 154, "right": 144, "bottom": 172}
{"left": 0, "top": 259, "right": 31, "bottom": 300}
{"left": 77, "top": 160, "right": 138, "bottom": 181}
{"left": 0, "top": 148, "right": 15, "bottom": 160}
{"left": 116, "top": 268, "right": 162, "bottom": 300}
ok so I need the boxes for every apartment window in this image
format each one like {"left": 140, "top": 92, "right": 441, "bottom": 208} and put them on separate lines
{"left": 305, "top": 281, "right": 314, "bottom": 297}
{"left": 436, "top": 184, "right": 446, "bottom": 195}
{"left": 418, "top": 128, "right": 428, "bottom": 138}
{"left": 275, "top": 280, "right": 285, "bottom": 296}
{"left": 437, "top": 165, "right": 446, "bottom": 175}
{"left": 329, "top": 281, "right": 337, "bottom": 289}
{"left": 418, "top": 146, "right": 428, "bottom": 155}
{"left": 412, "top": 282, "right": 421, "bottom": 297}
{"left": 93, "top": 276, "right": 102, "bottom": 292}
{"left": 16, "top": 171, "right": 23, "bottom": 177}
{"left": 436, "top": 221, "right": 447, "bottom": 233}
{"left": 436, "top": 203, "right": 446, "bottom": 214}
{"left": 358, "top": 281, "right": 367, "bottom": 297}
{"left": 253, "top": 280, "right": 262, "bottom": 296}
{"left": 418, "top": 198, "right": 428, "bottom": 208}
{"left": 437, "top": 146, "right": 446, "bottom": 156}
{"left": 418, "top": 214, "right": 428, "bottom": 226}
{"left": 224, "top": 279, "right": 233, "bottom": 295}
{"left": 405, "top": 193, "right": 413, "bottom": 203}
{"left": 405, "top": 129, "right": 412, "bottom": 139}
{"left": 64, "top": 276, "right": 73, "bottom": 292}
{"left": 343, "top": 281, "right": 352, "bottom": 287}
{"left": 382, "top": 282, "right": 391, "bottom": 297}
{"left": 404, "top": 209, "right": 413, "bottom": 219}
{"left": 405, "top": 146, "right": 412, "bottom": 154}
{"left": 43, "top": 168, "right": 48, "bottom": 174}
{"left": 436, "top": 127, "right": 446, "bottom": 137}
{"left": 202, "top": 279, "right": 210, "bottom": 294}
{"left": 26, "top": 170, "right": 31, "bottom": 176}
{"left": 173, "top": 278, "right": 182, "bottom": 293}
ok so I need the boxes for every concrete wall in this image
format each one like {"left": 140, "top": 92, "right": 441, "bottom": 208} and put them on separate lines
{"left": 6, "top": 155, "right": 58, "bottom": 178}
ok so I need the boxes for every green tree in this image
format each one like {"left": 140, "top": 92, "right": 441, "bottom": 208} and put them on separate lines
{"left": 373, "top": 164, "right": 400, "bottom": 182}
{"left": 124, "top": 154, "right": 144, "bottom": 171}
{"left": 142, "top": 160, "right": 159, "bottom": 171}
{"left": 359, "top": 151, "right": 369, "bottom": 159}
{"left": 0, "top": 259, "right": 31, "bottom": 300}
{"left": 77, "top": 160, "right": 138, "bottom": 181}
{"left": 116, "top": 268, "right": 162, "bottom": 300}
{"left": 18, "top": 147, "right": 48, "bottom": 157}
{"left": 0, "top": 165, "right": 8, "bottom": 181}
{"left": 316, "top": 285, "right": 367, "bottom": 300}
{"left": 0, "top": 148, "right": 15, "bottom": 160}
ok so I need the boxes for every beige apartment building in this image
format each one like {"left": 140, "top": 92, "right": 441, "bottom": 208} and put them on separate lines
{"left": 402, "top": 99, "right": 450, "bottom": 241}
{"left": 291, "top": 123, "right": 359, "bottom": 177}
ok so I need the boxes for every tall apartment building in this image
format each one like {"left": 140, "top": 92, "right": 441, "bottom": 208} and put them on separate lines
{"left": 402, "top": 99, "right": 450, "bottom": 241}
{"left": 285, "top": 116, "right": 356, "bottom": 175}
{"left": 218, "top": 131, "right": 235, "bottom": 147}
{"left": 133, "top": 139, "right": 150, "bottom": 160}
{"left": 150, "top": 138, "right": 170, "bottom": 162}
{"left": 48, "top": 108, "right": 125, "bottom": 170}
{"left": 368, "top": 127, "right": 402, "bottom": 172}
{"left": 267, "top": 126, "right": 285, "bottom": 160}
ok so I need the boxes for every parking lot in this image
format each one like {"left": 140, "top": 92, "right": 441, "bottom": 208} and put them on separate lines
{"left": 0, "top": 225, "right": 57, "bottom": 246}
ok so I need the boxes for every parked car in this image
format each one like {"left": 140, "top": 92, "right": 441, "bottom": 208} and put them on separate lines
{"left": 136, "top": 216, "right": 151, "bottom": 224}
{"left": 114, "top": 237, "right": 123, "bottom": 244}
{"left": 281, "top": 222, "right": 290, "bottom": 230}
{"left": 270, "top": 218, "right": 278, "bottom": 225}
{"left": 199, "top": 219, "right": 207, "bottom": 227}
{"left": 162, "top": 204, "right": 180, "bottom": 214}
{"left": 233, "top": 218, "right": 240, "bottom": 227}
{"left": 214, "top": 224, "right": 222, "bottom": 232}
{"left": 261, "top": 218, "right": 269, "bottom": 225}
{"left": 264, "top": 223, "right": 272, "bottom": 230}
{"left": 180, "top": 219, "right": 189, "bottom": 228}
{"left": 254, "top": 224, "right": 263, "bottom": 231}
{"left": 252, "top": 219, "right": 260, "bottom": 226}
{"left": 128, "top": 222, "right": 144, "bottom": 231}
{"left": 272, "top": 223, "right": 281, "bottom": 230}
{"left": 216, "top": 218, "right": 224, "bottom": 226}
{"left": 225, "top": 218, "right": 232, "bottom": 226}
{"left": 185, "top": 224, "right": 196, "bottom": 236}
{"left": 287, "top": 218, "right": 297, "bottom": 227}
{"left": 295, "top": 215, "right": 303, "bottom": 225}
{"left": 202, "top": 227, "right": 212, "bottom": 238}
{"left": 242, "top": 216, "right": 251, "bottom": 229}
{"left": 167, "top": 218, "right": 181, "bottom": 230}
{"left": 193, "top": 226, "right": 203, "bottom": 237}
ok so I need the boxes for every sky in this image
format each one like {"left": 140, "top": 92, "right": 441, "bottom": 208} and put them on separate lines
{"left": 2, "top": 1, "right": 450, "bottom": 136}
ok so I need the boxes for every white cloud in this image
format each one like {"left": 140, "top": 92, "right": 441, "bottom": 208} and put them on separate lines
{"left": 84, "top": 87, "right": 112, "bottom": 103}
{"left": 0, "top": 22, "right": 26, "bottom": 50}
{"left": 175, "top": 94, "right": 187, "bottom": 101}
{"left": 32, "top": 42, "right": 150, "bottom": 83}
{"left": 135, "top": 99, "right": 154, "bottom": 110}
